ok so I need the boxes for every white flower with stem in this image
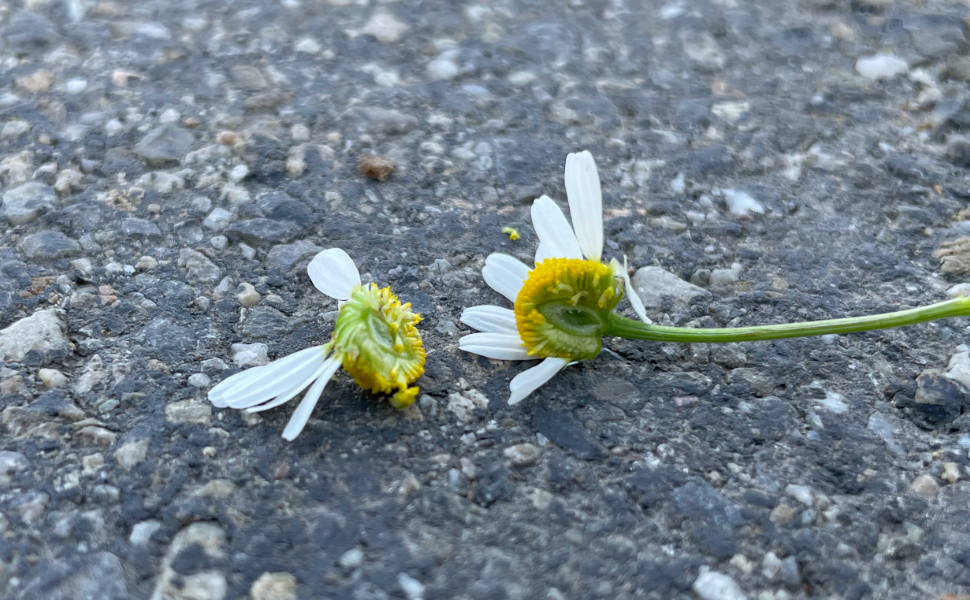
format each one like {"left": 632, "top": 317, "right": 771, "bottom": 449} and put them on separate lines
{"left": 460, "top": 151, "right": 970, "bottom": 406}
{"left": 459, "top": 150, "right": 649, "bottom": 405}
{"left": 208, "top": 249, "right": 425, "bottom": 441}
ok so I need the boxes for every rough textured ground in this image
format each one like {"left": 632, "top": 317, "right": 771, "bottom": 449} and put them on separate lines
{"left": 3, "top": 0, "right": 970, "bottom": 599}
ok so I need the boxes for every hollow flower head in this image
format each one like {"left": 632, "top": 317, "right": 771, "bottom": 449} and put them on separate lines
{"left": 459, "top": 151, "right": 649, "bottom": 404}
{"left": 208, "top": 249, "right": 425, "bottom": 440}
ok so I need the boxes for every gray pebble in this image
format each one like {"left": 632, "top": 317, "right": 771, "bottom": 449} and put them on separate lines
{"left": 188, "top": 373, "right": 212, "bottom": 388}
{"left": 204, "top": 207, "right": 233, "bottom": 231}
{"left": 20, "top": 230, "right": 82, "bottom": 260}
{"left": 135, "top": 123, "right": 195, "bottom": 167}
{"left": 632, "top": 266, "right": 711, "bottom": 310}
{"left": 2, "top": 181, "right": 56, "bottom": 225}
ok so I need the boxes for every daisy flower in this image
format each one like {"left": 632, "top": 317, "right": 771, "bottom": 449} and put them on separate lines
{"left": 460, "top": 152, "right": 970, "bottom": 407}
{"left": 208, "top": 249, "right": 425, "bottom": 440}
{"left": 458, "top": 150, "right": 649, "bottom": 405}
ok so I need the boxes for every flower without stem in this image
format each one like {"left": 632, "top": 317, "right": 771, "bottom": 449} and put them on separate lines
{"left": 208, "top": 248, "right": 425, "bottom": 441}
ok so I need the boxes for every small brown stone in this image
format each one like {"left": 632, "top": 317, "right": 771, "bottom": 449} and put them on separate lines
{"left": 16, "top": 70, "right": 55, "bottom": 93}
{"left": 910, "top": 474, "right": 939, "bottom": 498}
{"left": 942, "top": 462, "right": 961, "bottom": 484}
{"left": 77, "top": 426, "right": 118, "bottom": 447}
{"left": 770, "top": 503, "right": 798, "bottom": 525}
{"left": 251, "top": 572, "right": 297, "bottom": 600}
{"left": 935, "top": 237, "right": 970, "bottom": 274}
{"left": 359, "top": 154, "right": 395, "bottom": 181}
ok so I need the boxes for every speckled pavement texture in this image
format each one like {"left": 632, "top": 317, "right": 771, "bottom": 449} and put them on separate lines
{"left": 3, "top": 0, "right": 970, "bottom": 599}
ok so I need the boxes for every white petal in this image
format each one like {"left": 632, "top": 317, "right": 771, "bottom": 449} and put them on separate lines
{"left": 460, "top": 305, "right": 518, "bottom": 334}
{"left": 208, "top": 346, "right": 327, "bottom": 409}
{"left": 223, "top": 355, "right": 326, "bottom": 410}
{"left": 534, "top": 241, "right": 556, "bottom": 266}
{"left": 611, "top": 257, "right": 652, "bottom": 324}
{"left": 531, "top": 196, "right": 583, "bottom": 260}
{"left": 209, "top": 346, "right": 323, "bottom": 403}
{"left": 307, "top": 248, "right": 361, "bottom": 301}
{"left": 281, "top": 356, "right": 342, "bottom": 441}
{"left": 624, "top": 271, "right": 651, "bottom": 324}
{"left": 245, "top": 359, "right": 334, "bottom": 412}
{"left": 508, "top": 357, "right": 570, "bottom": 405}
{"left": 565, "top": 151, "right": 603, "bottom": 263}
{"left": 459, "top": 332, "right": 539, "bottom": 361}
{"left": 482, "top": 253, "right": 530, "bottom": 303}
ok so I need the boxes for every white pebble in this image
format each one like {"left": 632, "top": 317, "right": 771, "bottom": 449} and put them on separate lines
{"left": 135, "top": 256, "right": 157, "bottom": 271}
{"left": 188, "top": 373, "right": 211, "bottom": 388}
{"left": 239, "top": 243, "right": 256, "bottom": 260}
{"left": 229, "top": 164, "right": 249, "bottom": 183}
{"left": 427, "top": 57, "right": 459, "bottom": 81}
{"left": 670, "top": 172, "right": 686, "bottom": 193}
{"left": 785, "top": 484, "right": 814, "bottom": 506}
{"left": 291, "top": 124, "right": 310, "bottom": 142}
{"left": 817, "top": 391, "right": 848, "bottom": 414}
{"left": 507, "top": 70, "right": 536, "bottom": 86}
{"left": 236, "top": 283, "right": 261, "bottom": 307}
{"left": 339, "top": 548, "right": 364, "bottom": 569}
{"left": 948, "top": 283, "right": 970, "bottom": 298}
{"left": 295, "top": 37, "right": 322, "bottom": 54}
{"left": 159, "top": 108, "right": 181, "bottom": 123}
{"left": 362, "top": 12, "right": 409, "bottom": 44}
{"left": 192, "top": 196, "right": 212, "bottom": 213}
{"left": 230, "top": 343, "right": 269, "bottom": 367}
{"left": 105, "top": 118, "right": 125, "bottom": 137}
{"left": 692, "top": 570, "right": 747, "bottom": 600}
{"left": 65, "top": 78, "right": 88, "bottom": 94}
{"left": 203, "top": 207, "right": 232, "bottom": 231}
{"left": 397, "top": 573, "right": 425, "bottom": 600}
{"left": 1, "top": 121, "right": 30, "bottom": 140}
{"left": 210, "top": 235, "right": 228, "bottom": 250}
{"left": 723, "top": 189, "right": 764, "bottom": 216}
{"left": 129, "top": 520, "right": 161, "bottom": 546}
{"left": 855, "top": 53, "right": 908, "bottom": 80}
{"left": 38, "top": 368, "right": 68, "bottom": 388}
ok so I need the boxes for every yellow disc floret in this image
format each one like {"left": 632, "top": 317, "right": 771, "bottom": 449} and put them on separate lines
{"left": 332, "top": 283, "right": 425, "bottom": 408}
{"left": 514, "top": 258, "right": 622, "bottom": 361}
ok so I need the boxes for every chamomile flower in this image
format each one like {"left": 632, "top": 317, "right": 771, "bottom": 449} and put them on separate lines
{"left": 208, "top": 249, "right": 425, "bottom": 440}
{"left": 461, "top": 153, "right": 970, "bottom": 407}
{"left": 459, "top": 150, "right": 648, "bottom": 405}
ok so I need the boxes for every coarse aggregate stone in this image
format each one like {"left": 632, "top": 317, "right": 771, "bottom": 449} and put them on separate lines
{"left": 3, "top": 0, "right": 970, "bottom": 599}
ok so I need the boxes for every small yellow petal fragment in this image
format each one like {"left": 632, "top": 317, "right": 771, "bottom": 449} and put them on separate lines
{"left": 502, "top": 227, "right": 520, "bottom": 241}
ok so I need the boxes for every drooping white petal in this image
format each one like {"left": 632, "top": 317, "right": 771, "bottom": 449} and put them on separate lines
{"left": 623, "top": 270, "right": 651, "bottom": 324}
{"left": 508, "top": 357, "right": 570, "bottom": 405}
{"left": 307, "top": 248, "right": 361, "bottom": 301}
{"left": 610, "top": 257, "right": 652, "bottom": 324}
{"left": 624, "top": 276, "right": 650, "bottom": 323}
{"left": 245, "top": 359, "right": 334, "bottom": 413}
{"left": 564, "top": 151, "right": 603, "bottom": 262}
{"left": 458, "top": 332, "right": 539, "bottom": 361}
{"left": 482, "top": 253, "right": 530, "bottom": 303}
{"left": 460, "top": 305, "right": 518, "bottom": 334}
{"left": 208, "top": 346, "right": 327, "bottom": 408}
{"left": 281, "top": 356, "right": 342, "bottom": 441}
{"left": 531, "top": 196, "right": 583, "bottom": 260}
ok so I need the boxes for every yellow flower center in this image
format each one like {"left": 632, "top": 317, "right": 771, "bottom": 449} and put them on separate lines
{"left": 513, "top": 258, "right": 622, "bottom": 360}
{"left": 332, "top": 283, "right": 425, "bottom": 408}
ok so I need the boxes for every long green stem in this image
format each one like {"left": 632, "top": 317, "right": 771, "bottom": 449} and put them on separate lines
{"left": 604, "top": 297, "right": 970, "bottom": 344}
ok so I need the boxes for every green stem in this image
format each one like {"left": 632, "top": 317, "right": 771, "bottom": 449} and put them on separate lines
{"left": 605, "top": 297, "right": 970, "bottom": 344}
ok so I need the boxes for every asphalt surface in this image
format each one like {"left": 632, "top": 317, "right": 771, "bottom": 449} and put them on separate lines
{"left": 2, "top": 0, "right": 970, "bottom": 599}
